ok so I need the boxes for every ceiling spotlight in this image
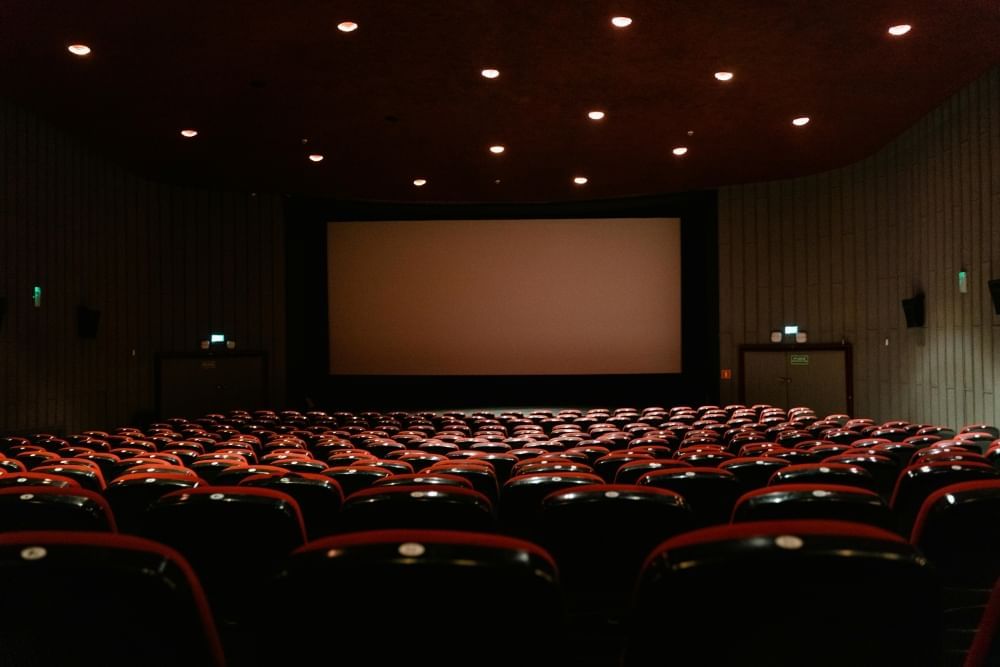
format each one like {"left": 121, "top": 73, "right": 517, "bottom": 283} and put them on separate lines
{"left": 67, "top": 44, "right": 91, "bottom": 56}
{"left": 337, "top": 21, "right": 359, "bottom": 32}
{"left": 413, "top": 178, "right": 427, "bottom": 187}
{"left": 180, "top": 129, "right": 198, "bottom": 138}
{"left": 489, "top": 145, "right": 505, "bottom": 154}
{"left": 481, "top": 68, "right": 500, "bottom": 79}
{"left": 672, "top": 146, "right": 688, "bottom": 156}
{"left": 714, "top": 71, "right": 734, "bottom": 81}
{"left": 611, "top": 16, "right": 633, "bottom": 28}
{"left": 887, "top": 24, "right": 912, "bottom": 36}
{"left": 308, "top": 154, "right": 325, "bottom": 162}
{"left": 587, "top": 110, "right": 606, "bottom": 120}
{"left": 573, "top": 177, "right": 588, "bottom": 185}
{"left": 792, "top": 116, "right": 811, "bottom": 126}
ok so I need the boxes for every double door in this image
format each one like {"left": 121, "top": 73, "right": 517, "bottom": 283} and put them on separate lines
{"left": 739, "top": 344, "right": 852, "bottom": 417}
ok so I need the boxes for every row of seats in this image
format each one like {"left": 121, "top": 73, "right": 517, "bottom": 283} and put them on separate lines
{"left": 1, "top": 474, "right": 998, "bottom": 661}
{"left": 4, "top": 404, "right": 1000, "bottom": 666}
{"left": 6, "top": 518, "right": 1000, "bottom": 667}
{"left": 0, "top": 451, "right": 996, "bottom": 535}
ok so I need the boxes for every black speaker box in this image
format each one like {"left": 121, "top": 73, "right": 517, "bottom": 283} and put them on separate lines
{"left": 901, "top": 294, "right": 925, "bottom": 328}
{"left": 77, "top": 306, "right": 100, "bottom": 338}
{"left": 989, "top": 279, "right": 1000, "bottom": 315}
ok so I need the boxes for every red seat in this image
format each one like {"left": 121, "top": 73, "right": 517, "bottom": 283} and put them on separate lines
{"left": 626, "top": 520, "right": 942, "bottom": 666}
{"left": 340, "top": 484, "right": 495, "bottom": 532}
{"left": 768, "top": 462, "right": 878, "bottom": 492}
{"left": 614, "top": 459, "right": 693, "bottom": 485}
{"left": 731, "top": 483, "right": 894, "bottom": 529}
{"left": 424, "top": 462, "right": 500, "bottom": 503}
{"left": 822, "top": 453, "right": 899, "bottom": 497}
{"left": 140, "top": 486, "right": 306, "bottom": 621}
{"left": 0, "top": 472, "right": 80, "bottom": 489}
{"left": 238, "top": 472, "right": 343, "bottom": 539}
{"left": 967, "top": 577, "right": 1000, "bottom": 667}
{"left": 320, "top": 465, "right": 392, "bottom": 497}
{"left": 912, "top": 480, "right": 1000, "bottom": 664}
{"left": 0, "top": 531, "right": 224, "bottom": 666}
{"left": 501, "top": 472, "right": 604, "bottom": 534}
{"left": 537, "top": 482, "right": 693, "bottom": 662}
{"left": 31, "top": 463, "right": 106, "bottom": 492}
{"left": 891, "top": 461, "right": 999, "bottom": 531}
{"left": 104, "top": 472, "right": 205, "bottom": 534}
{"left": 211, "top": 464, "right": 290, "bottom": 486}
{"left": 264, "top": 530, "right": 561, "bottom": 666}
{"left": 718, "top": 456, "right": 789, "bottom": 491}
{"left": 637, "top": 467, "right": 741, "bottom": 525}
{"left": 0, "top": 486, "right": 116, "bottom": 532}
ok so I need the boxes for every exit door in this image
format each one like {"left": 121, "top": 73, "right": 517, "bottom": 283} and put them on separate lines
{"left": 739, "top": 344, "right": 853, "bottom": 417}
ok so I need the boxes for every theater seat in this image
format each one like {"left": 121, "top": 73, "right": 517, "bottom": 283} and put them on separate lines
{"left": 718, "top": 456, "right": 789, "bottom": 492}
{"left": 891, "top": 461, "right": 1000, "bottom": 532}
{"left": 537, "top": 483, "right": 693, "bottom": 663}
{"left": 263, "top": 530, "right": 561, "bottom": 667}
{"left": 104, "top": 473, "right": 205, "bottom": 534}
{"left": 625, "top": 520, "right": 942, "bottom": 666}
{"left": 537, "top": 484, "right": 693, "bottom": 603}
{"left": 912, "top": 480, "right": 1000, "bottom": 665}
{"left": 613, "top": 459, "right": 692, "bottom": 485}
{"left": 731, "top": 483, "right": 895, "bottom": 530}
{"left": 967, "top": 578, "right": 1000, "bottom": 667}
{"left": 637, "top": 467, "right": 741, "bottom": 525}
{"left": 768, "top": 462, "right": 878, "bottom": 492}
{"left": 0, "top": 472, "right": 80, "bottom": 489}
{"left": 0, "top": 531, "right": 224, "bottom": 666}
{"left": 340, "top": 484, "right": 495, "bottom": 532}
{"left": 0, "top": 486, "right": 116, "bottom": 532}
{"left": 501, "top": 472, "right": 603, "bottom": 534}
{"left": 238, "top": 472, "right": 343, "bottom": 539}
{"left": 320, "top": 465, "right": 392, "bottom": 497}
{"left": 140, "top": 486, "right": 306, "bottom": 621}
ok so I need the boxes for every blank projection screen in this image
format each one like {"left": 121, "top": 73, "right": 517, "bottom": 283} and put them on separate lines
{"left": 327, "top": 218, "right": 681, "bottom": 375}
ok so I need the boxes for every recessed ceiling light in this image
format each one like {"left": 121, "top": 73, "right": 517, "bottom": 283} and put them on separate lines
{"left": 67, "top": 44, "right": 91, "bottom": 56}
{"left": 714, "top": 71, "right": 734, "bottom": 81}
{"left": 489, "top": 145, "right": 505, "bottom": 154}
{"left": 481, "top": 68, "right": 500, "bottom": 79}
{"left": 413, "top": 178, "right": 427, "bottom": 187}
{"left": 587, "top": 110, "right": 606, "bottom": 120}
{"left": 308, "top": 154, "right": 325, "bottom": 162}
{"left": 792, "top": 116, "right": 810, "bottom": 126}
{"left": 180, "top": 129, "right": 198, "bottom": 138}
{"left": 337, "top": 21, "right": 359, "bottom": 33}
{"left": 573, "top": 177, "right": 588, "bottom": 185}
{"left": 611, "top": 16, "right": 633, "bottom": 28}
{"left": 887, "top": 24, "right": 912, "bottom": 36}
{"left": 672, "top": 146, "right": 688, "bottom": 156}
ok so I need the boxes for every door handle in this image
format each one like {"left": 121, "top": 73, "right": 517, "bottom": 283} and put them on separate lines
{"left": 776, "top": 376, "right": 791, "bottom": 384}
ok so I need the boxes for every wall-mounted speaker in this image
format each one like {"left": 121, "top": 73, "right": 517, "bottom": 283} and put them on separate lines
{"left": 901, "top": 294, "right": 925, "bottom": 328}
{"left": 77, "top": 306, "right": 100, "bottom": 338}
{"left": 989, "top": 279, "right": 1000, "bottom": 315}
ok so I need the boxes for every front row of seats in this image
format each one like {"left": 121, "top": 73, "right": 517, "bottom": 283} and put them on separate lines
{"left": 4, "top": 516, "right": 1000, "bottom": 666}
{"left": 6, "top": 476, "right": 1000, "bottom": 665}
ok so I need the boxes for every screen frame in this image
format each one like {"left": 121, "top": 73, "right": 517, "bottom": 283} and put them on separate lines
{"left": 285, "top": 191, "right": 719, "bottom": 410}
